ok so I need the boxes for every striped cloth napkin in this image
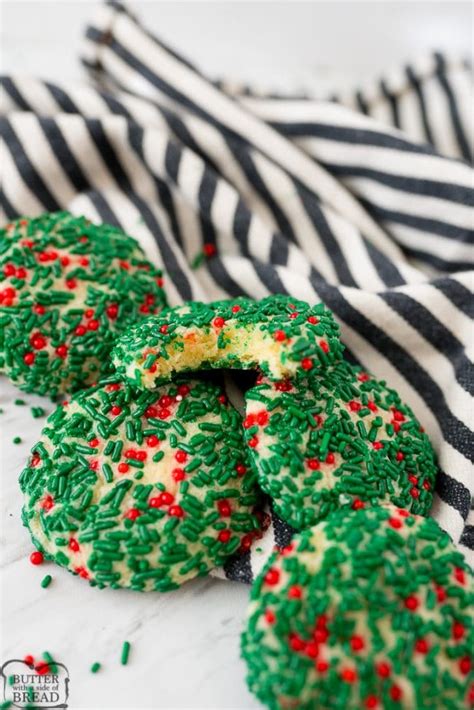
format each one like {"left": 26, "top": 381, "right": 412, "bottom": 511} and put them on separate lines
{"left": 1, "top": 1, "right": 472, "bottom": 578}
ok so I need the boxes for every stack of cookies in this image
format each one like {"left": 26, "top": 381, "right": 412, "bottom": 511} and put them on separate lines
{"left": 2, "top": 213, "right": 471, "bottom": 709}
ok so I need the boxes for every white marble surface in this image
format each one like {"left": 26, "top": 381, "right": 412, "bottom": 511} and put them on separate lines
{"left": 1, "top": 2, "right": 472, "bottom": 708}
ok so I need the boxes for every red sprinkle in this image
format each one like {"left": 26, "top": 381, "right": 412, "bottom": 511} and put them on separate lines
{"left": 172, "top": 468, "right": 186, "bottom": 482}
{"left": 388, "top": 517, "right": 402, "bottom": 529}
{"left": 256, "top": 410, "right": 269, "bottom": 426}
{"left": 217, "top": 500, "right": 231, "bottom": 517}
{"left": 275, "top": 380, "right": 293, "bottom": 392}
{"left": 3, "top": 263, "right": 16, "bottom": 277}
{"left": 415, "top": 638, "right": 429, "bottom": 654}
{"left": 69, "top": 538, "right": 80, "bottom": 553}
{"left": 213, "top": 317, "right": 225, "bottom": 328}
{"left": 305, "top": 642, "right": 319, "bottom": 659}
{"left": 31, "top": 333, "right": 47, "bottom": 350}
{"left": 376, "top": 662, "right": 391, "bottom": 678}
{"left": 404, "top": 595, "right": 419, "bottom": 611}
{"left": 124, "top": 508, "right": 141, "bottom": 520}
{"left": 264, "top": 610, "right": 275, "bottom": 624}
{"left": 41, "top": 495, "right": 54, "bottom": 511}
{"left": 264, "top": 568, "right": 280, "bottom": 586}
{"left": 218, "top": 530, "right": 231, "bottom": 543}
{"left": 158, "top": 492, "right": 175, "bottom": 506}
{"left": 390, "top": 685, "right": 402, "bottom": 702}
{"left": 452, "top": 621, "right": 465, "bottom": 640}
{"left": 168, "top": 505, "right": 184, "bottom": 518}
{"left": 75, "top": 566, "right": 89, "bottom": 579}
{"left": 341, "top": 668, "right": 357, "bottom": 683}
{"left": 29, "top": 551, "right": 44, "bottom": 565}
{"left": 273, "top": 330, "right": 286, "bottom": 342}
{"left": 106, "top": 304, "right": 118, "bottom": 319}
{"left": 243, "top": 414, "right": 256, "bottom": 429}
{"left": 313, "top": 628, "right": 329, "bottom": 644}
{"left": 301, "top": 358, "right": 313, "bottom": 371}
{"left": 350, "top": 635, "right": 365, "bottom": 652}
{"left": 288, "top": 585, "right": 302, "bottom": 599}
{"left": 36, "top": 663, "right": 51, "bottom": 676}
{"left": 289, "top": 634, "right": 305, "bottom": 652}
{"left": 203, "top": 243, "right": 216, "bottom": 257}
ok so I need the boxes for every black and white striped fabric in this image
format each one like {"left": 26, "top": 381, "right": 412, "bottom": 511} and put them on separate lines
{"left": 1, "top": 1, "right": 472, "bottom": 578}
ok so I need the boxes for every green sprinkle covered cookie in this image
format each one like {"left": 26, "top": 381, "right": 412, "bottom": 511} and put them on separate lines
{"left": 242, "top": 505, "right": 473, "bottom": 710}
{"left": 0, "top": 212, "right": 167, "bottom": 395}
{"left": 244, "top": 362, "right": 437, "bottom": 529}
{"left": 112, "top": 295, "right": 343, "bottom": 387}
{"left": 20, "top": 377, "right": 259, "bottom": 591}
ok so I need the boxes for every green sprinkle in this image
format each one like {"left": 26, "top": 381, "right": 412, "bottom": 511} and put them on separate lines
{"left": 90, "top": 662, "right": 101, "bottom": 673}
{"left": 42, "top": 651, "right": 57, "bottom": 673}
{"left": 13, "top": 436, "right": 22, "bottom": 444}
{"left": 41, "top": 574, "right": 52, "bottom": 588}
{"left": 121, "top": 641, "right": 131, "bottom": 665}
